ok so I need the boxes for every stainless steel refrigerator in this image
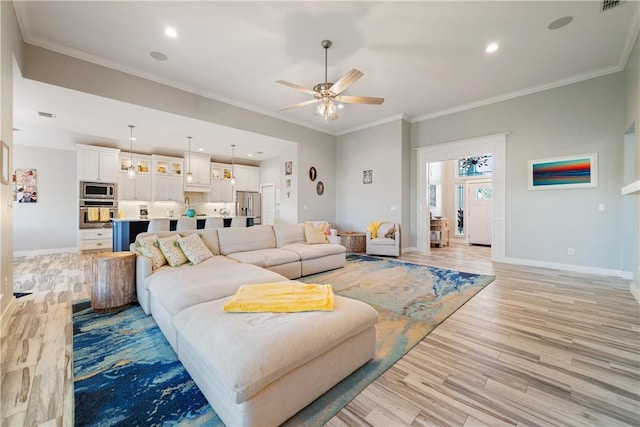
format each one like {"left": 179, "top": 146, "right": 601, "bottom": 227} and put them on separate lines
{"left": 236, "top": 191, "right": 261, "bottom": 225}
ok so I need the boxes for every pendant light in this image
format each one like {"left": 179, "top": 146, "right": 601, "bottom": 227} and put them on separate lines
{"left": 127, "top": 125, "right": 136, "bottom": 179}
{"left": 230, "top": 144, "right": 236, "bottom": 185}
{"left": 186, "top": 136, "right": 194, "bottom": 183}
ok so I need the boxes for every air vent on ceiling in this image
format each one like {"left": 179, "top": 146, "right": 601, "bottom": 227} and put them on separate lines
{"left": 602, "top": 0, "right": 622, "bottom": 11}
{"left": 37, "top": 111, "right": 56, "bottom": 119}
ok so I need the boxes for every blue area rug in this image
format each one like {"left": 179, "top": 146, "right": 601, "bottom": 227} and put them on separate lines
{"left": 73, "top": 254, "right": 495, "bottom": 426}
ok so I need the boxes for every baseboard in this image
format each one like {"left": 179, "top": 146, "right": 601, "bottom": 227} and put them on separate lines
{"left": 402, "top": 246, "right": 420, "bottom": 253}
{"left": 500, "top": 257, "right": 624, "bottom": 278}
{"left": 13, "top": 247, "right": 78, "bottom": 257}
{"left": 1, "top": 295, "right": 17, "bottom": 335}
{"left": 621, "top": 270, "right": 633, "bottom": 280}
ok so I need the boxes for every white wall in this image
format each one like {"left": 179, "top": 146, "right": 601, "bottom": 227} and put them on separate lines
{"left": 336, "top": 120, "right": 404, "bottom": 232}
{"left": 259, "top": 144, "right": 298, "bottom": 224}
{"left": 412, "top": 73, "right": 626, "bottom": 273}
{"left": 12, "top": 145, "right": 77, "bottom": 254}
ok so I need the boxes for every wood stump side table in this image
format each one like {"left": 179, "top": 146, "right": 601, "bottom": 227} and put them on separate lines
{"left": 92, "top": 252, "right": 137, "bottom": 313}
{"left": 340, "top": 232, "right": 366, "bottom": 253}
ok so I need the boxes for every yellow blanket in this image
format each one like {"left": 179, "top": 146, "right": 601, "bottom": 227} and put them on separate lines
{"left": 223, "top": 283, "right": 334, "bottom": 313}
{"left": 367, "top": 221, "right": 383, "bottom": 239}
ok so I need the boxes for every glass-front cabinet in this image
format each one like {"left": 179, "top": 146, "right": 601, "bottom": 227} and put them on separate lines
{"left": 151, "top": 155, "right": 184, "bottom": 202}
{"left": 118, "top": 154, "right": 152, "bottom": 201}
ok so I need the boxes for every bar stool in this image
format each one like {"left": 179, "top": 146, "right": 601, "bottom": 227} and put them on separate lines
{"left": 176, "top": 216, "right": 197, "bottom": 231}
{"left": 230, "top": 216, "right": 247, "bottom": 228}
{"left": 146, "top": 218, "right": 170, "bottom": 232}
{"left": 205, "top": 217, "right": 224, "bottom": 229}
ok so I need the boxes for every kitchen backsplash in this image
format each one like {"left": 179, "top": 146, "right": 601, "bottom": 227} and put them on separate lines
{"left": 118, "top": 198, "right": 234, "bottom": 219}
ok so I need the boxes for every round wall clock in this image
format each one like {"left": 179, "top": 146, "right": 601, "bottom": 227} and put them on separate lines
{"left": 316, "top": 181, "right": 324, "bottom": 196}
{"left": 309, "top": 166, "right": 317, "bottom": 182}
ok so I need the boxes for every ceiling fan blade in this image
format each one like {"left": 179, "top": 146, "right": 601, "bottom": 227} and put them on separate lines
{"left": 279, "top": 99, "right": 318, "bottom": 111}
{"left": 329, "top": 69, "right": 364, "bottom": 95}
{"left": 337, "top": 95, "right": 385, "bottom": 105}
{"left": 275, "top": 80, "right": 318, "bottom": 96}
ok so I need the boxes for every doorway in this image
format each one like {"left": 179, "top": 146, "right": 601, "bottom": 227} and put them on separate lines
{"left": 260, "top": 183, "right": 276, "bottom": 225}
{"left": 416, "top": 133, "right": 507, "bottom": 261}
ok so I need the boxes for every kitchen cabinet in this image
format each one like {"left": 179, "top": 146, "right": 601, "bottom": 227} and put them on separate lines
{"left": 208, "top": 162, "right": 234, "bottom": 202}
{"left": 152, "top": 155, "right": 184, "bottom": 202}
{"left": 77, "top": 144, "right": 119, "bottom": 183}
{"left": 184, "top": 151, "right": 211, "bottom": 191}
{"left": 233, "top": 165, "right": 260, "bottom": 192}
{"left": 118, "top": 154, "right": 152, "bottom": 201}
{"left": 78, "top": 228, "right": 113, "bottom": 252}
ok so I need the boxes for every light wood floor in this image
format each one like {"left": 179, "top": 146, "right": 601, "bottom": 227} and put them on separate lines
{"left": 1, "top": 243, "right": 639, "bottom": 426}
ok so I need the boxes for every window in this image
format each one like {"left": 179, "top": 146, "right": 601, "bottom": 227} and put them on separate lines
{"left": 476, "top": 186, "right": 493, "bottom": 200}
{"left": 457, "top": 155, "right": 493, "bottom": 177}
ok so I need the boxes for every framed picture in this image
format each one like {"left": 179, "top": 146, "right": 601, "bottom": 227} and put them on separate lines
{"left": 285, "top": 161, "right": 292, "bottom": 176}
{"left": 363, "top": 169, "right": 372, "bottom": 184}
{"left": 528, "top": 153, "right": 598, "bottom": 190}
{"left": 316, "top": 181, "right": 324, "bottom": 196}
{"left": 13, "top": 168, "right": 38, "bottom": 203}
{"left": 1, "top": 141, "right": 8, "bottom": 184}
{"left": 309, "top": 166, "right": 317, "bottom": 181}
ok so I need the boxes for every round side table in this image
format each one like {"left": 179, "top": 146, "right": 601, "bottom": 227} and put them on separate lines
{"left": 92, "top": 252, "right": 137, "bottom": 313}
{"left": 340, "top": 232, "right": 366, "bottom": 253}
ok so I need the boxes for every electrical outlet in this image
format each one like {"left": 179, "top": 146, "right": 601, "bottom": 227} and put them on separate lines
{"left": 567, "top": 248, "right": 575, "bottom": 256}
{"left": 390, "top": 205, "right": 397, "bottom": 211}
{"left": 598, "top": 203, "right": 605, "bottom": 211}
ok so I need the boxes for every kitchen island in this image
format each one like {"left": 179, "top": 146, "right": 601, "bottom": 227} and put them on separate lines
{"left": 111, "top": 217, "right": 241, "bottom": 252}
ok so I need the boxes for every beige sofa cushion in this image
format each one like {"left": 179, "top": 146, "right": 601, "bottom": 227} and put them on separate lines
{"left": 218, "top": 225, "right": 276, "bottom": 255}
{"left": 226, "top": 248, "right": 300, "bottom": 267}
{"left": 273, "top": 223, "right": 305, "bottom": 247}
{"left": 281, "top": 243, "right": 345, "bottom": 260}
{"left": 148, "top": 262, "right": 287, "bottom": 316}
{"left": 173, "top": 294, "right": 379, "bottom": 403}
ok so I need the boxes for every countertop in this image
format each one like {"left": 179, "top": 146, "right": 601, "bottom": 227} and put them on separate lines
{"left": 112, "top": 215, "right": 254, "bottom": 222}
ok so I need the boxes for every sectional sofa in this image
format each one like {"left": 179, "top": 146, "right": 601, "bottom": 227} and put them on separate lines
{"left": 130, "top": 223, "right": 378, "bottom": 426}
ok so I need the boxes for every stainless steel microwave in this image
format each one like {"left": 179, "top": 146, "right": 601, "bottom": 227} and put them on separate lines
{"left": 80, "top": 181, "right": 117, "bottom": 200}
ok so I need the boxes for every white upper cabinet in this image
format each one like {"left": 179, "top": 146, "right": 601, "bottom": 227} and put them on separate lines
{"left": 233, "top": 165, "right": 260, "bottom": 192}
{"left": 77, "top": 144, "right": 119, "bottom": 183}
{"left": 118, "top": 154, "right": 152, "bottom": 201}
{"left": 152, "top": 155, "right": 184, "bottom": 202}
{"left": 184, "top": 152, "right": 211, "bottom": 191}
{"left": 209, "top": 162, "right": 233, "bottom": 202}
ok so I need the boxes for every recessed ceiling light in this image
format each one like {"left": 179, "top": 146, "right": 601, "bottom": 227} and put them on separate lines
{"left": 150, "top": 51, "right": 168, "bottom": 61}
{"left": 164, "top": 26, "right": 178, "bottom": 38}
{"left": 485, "top": 42, "right": 499, "bottom": 54}
{"left": 248, "top": 153, "right": 253, "bottom": 157}
{"left": 548, "top": 16, "right": 573, "bottom": 30}
{"left": 198, "top": 148, "right": 204, "bottom": 152}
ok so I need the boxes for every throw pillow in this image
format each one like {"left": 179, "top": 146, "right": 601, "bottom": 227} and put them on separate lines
{"left": 384, "top": 227, "right": 397, "bottom": 240}
{"left": 136, "top": 235, "right": 167, "bottom": 269}
{"left": 157, "top": 235, "right": 189, "bottom": 267}
{"left": 177, "top": 233, "right": 213, "bottom": 265}
{"left": 304, "top": 223, "right": 328, "bottom": 244}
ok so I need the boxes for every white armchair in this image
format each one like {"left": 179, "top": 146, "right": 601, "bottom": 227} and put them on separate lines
{"left": 366, "top": 222, "right": 400, "bottom": 257}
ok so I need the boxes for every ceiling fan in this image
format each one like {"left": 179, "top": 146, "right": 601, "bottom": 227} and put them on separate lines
{"left": 276, "top": 40, "right": 384, "bottom": 123}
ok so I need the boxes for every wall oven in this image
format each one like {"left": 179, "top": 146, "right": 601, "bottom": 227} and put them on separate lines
{"left": 79, "top": 199, "right": 117, "bottom": 229}
{"left": 80, "top": 181, "right": 117, "bottom": 200}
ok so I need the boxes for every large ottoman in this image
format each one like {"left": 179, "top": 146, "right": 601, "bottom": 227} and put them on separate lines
{"left": 173, "top": 295, "right": 378, "bottom": 427}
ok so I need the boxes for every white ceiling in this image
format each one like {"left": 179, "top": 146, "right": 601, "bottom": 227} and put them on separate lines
{"left": 11, "top": 1, "right": 640, "bottom": 160}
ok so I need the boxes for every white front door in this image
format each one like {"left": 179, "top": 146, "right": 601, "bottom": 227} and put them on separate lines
{"left": 468, "top": 182, "right": 493, "bottom": 245}
{"left": 261, "top": 183, "right": 276, "bottom": 225}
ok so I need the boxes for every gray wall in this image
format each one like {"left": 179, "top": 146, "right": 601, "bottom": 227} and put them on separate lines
{"left": 259, "top": 144, "right": 298, "bottom": 224}
{"left": 336, "top": 119, "right": 404, "bottom": 232}
{"left": 12, "top": 145, "right": 77, "bottom": 254}
{"left": 412, "top": 73, "right": 626, "bottom": 272}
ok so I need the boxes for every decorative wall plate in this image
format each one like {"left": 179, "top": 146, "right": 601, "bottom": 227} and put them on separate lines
{"left": 316, "top": 181, "right": 324, "bottom": 196}
{"left": 309, "top": 166, "right": 317, "bottom": 181}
